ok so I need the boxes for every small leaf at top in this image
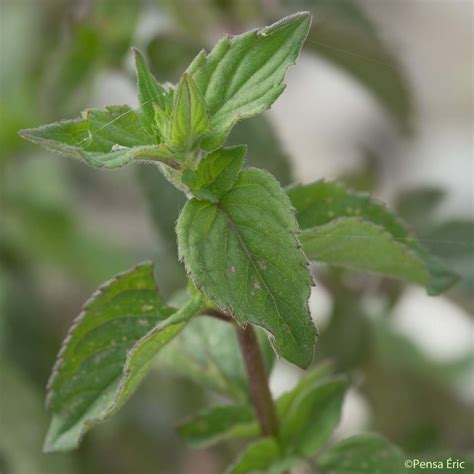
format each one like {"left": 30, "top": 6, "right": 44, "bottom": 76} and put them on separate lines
{"left": 317, "top": 433, "right": 404, "bottom": 474}
{"left": 186, "top": 12, "right": 311, "bottom": 150}
{"left": 177, "top": 167, "right": 316, "bottom": 369}
{"left": 44, "top": 262, "right": 203, "bottom": 452}
{"left": 182, "top": 145, "right": 246, "bottom": 201}
{"left": 169, "top": 72, "right": 210, "bottom": 151}
{"left": 133, "top": 48, "right": 170, "bottom": 136}
{"left": 288, "top": 180, "right": 457, "bottom": 295}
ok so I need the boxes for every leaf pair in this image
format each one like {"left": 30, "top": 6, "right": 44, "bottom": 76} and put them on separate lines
{"left": 43, "top": 262, "right": 203, "bottom": 452}
{"left": 176, "top": 363, "right": 408, "bottom": 474}
{"left": 224, "top": 373, "right": 404, "bottom": 473}
{"left": 178, "top": 363, "right": 344, "bottom": 452}
{"left": 243, "top": 434, "right": 405, "bottom": 474}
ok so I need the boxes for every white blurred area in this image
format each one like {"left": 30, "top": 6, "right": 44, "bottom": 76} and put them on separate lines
{"left": 268, "top": 0, "right": 473, "bottom": 437}
{"left": 270, "top": 1, "right": 473, "bottom": 212}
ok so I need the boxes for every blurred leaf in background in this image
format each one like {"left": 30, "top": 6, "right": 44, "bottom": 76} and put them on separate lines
{"left": 42, "top": 0, "right": 140, "bottom": 116}
{"left": 397, "top": 187, "right": 474, "bottom": 309}
{"left": 281, "top": 0, "right": 413, "bottom": 130}
{"left": 0, "top": 362, "right": 79, "bottom": 474}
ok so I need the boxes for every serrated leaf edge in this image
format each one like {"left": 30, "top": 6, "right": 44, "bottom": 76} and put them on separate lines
{"left": 177, "top": 168, "right": 317, "bottom": 368}
{"left": 300, "top": 216, "right": 432, "bottom": 282}
{"left": 187, "top": 12, "right": 312, "bottom": 150}
{"left": 44, "top": 263, "right": 203, "bottom": 452}
{"left": 289, "top": 180, "right": 458, "bottom": 293}
{"left": 45, "top": 261, "right": 157, "bottom": 406}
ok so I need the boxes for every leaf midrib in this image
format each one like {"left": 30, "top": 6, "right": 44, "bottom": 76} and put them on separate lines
{"left": 203, "top": 22, "right": 303, "bottom": 119}
{"left": 217, "top": 204, "right": 300, "bottom": 351}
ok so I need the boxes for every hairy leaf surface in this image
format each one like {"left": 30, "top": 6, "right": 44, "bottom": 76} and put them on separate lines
{"left": 186, "top": 12, "right": 311, "bottom": 150}
{"left": 133, "top": 48, "right": 172, "bottom": 138}
{"left": 177, "top": 168, "right": 316, "bottom": 368}
{"left": 19, "top": 106, "right": 154, "bottom": 168}
{"left": 288, "top": 181, "right": 457, "bottom": 294}
{"left": 44, "top": 262, "right": 202, "bottom": 452}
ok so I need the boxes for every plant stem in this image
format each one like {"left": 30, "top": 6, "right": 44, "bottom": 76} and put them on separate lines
{"left": 235, "top": 324, "right": 279, "bottom": 437}
{"left": 199, "top": 308, "right": 234, "bottom": 323}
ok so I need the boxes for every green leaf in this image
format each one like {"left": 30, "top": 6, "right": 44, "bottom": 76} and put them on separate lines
{"left": 161, "top": 314, "right": 274, "bottom": 401}
{"left": 317, "top": 433, "right": 404, "bottom": 474}
{"left": 396, "top": 187, "right": 473, "bottom": 301}
{"left": 18, "top": 104, "right": 184, "bottom": 169}
{"left": 288, "top": 181, "right": 457, "bottom": 294}
{"left": 177, "top": 366, "right": 338, "bottom": 450}
{"left": 187, "top": 12, "right": 311, "bottom": 150}
{"left": 44, "top": 262, "right": 202, "bottom": 452}
{"left": 133, "top": 48, "right": 170, "bottom": 136}
{"left": 19, "top": 105, "right": 154, "bottom": 168}
{"left": 182, "top": 145, "right": 246, "bottom": 201}
{"left": 280, "top": 376, "right": 347, "bottom": 456}
{"left": 226, "top": 438, "right": 281, "bottom": 474}
{"left": 178, "top": 404, "right": 257, "bottom": 448}
{"left": 169, "top": 72, "right": 210, "bottom": 151}
{"left": 42, "top": 0, "right": 139, "bottom": 116}
{"left": 177, "top": 168, "right": 316, "bottom": 369}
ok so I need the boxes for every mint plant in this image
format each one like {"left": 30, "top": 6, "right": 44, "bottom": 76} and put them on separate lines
{"left": 19, "top": 12, "right": 456, "bottom": 473}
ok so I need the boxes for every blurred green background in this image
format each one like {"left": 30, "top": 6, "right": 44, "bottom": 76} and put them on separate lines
{"left": 0, "top": 0, "right": 472, "bottom": 473}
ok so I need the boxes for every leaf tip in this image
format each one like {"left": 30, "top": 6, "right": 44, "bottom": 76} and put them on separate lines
{"left": 264, "top": 10, "right": 312, "bottom": 35}
{"left": 18, "top": 127, "right": 36, "bottom": 143}
{"left": 132, "top": 46, "right": 145, "bottom": 63}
